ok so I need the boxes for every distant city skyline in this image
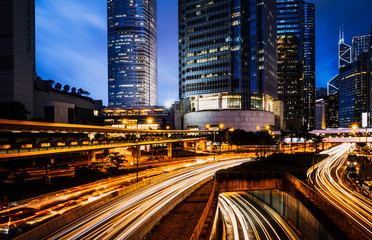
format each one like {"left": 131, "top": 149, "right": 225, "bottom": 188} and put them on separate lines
{"left": 35, "top": 0, "right": 372, "bottom": 106}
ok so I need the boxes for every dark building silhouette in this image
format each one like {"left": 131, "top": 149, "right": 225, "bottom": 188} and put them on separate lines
{"left": 0, "top": 0, "right": 36, "bottom": 117}
{"left": 326, "top": 93, "right": 339, "bottom": 128}
{"left": 352, "top": 35, "right": 370, "bottom": 63}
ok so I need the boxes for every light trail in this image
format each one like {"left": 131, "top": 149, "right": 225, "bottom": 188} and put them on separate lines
{"left": 0, "top": 157, "right": 244, "bottom": 235}
{"left": 307, "top": 143, "right": 372, "bottom": 237}
{"left": 217, "top": 192, "right": 300, "bottom": 240}
{"left": 42, "top": 159, "right": 249, "bottom": 239}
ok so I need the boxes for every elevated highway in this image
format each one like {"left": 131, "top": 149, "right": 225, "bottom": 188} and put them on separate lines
{"left": 0, "top": 119, "right": 211, "bottom": 161}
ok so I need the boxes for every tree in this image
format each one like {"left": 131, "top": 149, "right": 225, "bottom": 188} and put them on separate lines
{"left": 54, "top": 82, "right": 62, "bottom": 90}
{"left": 71, "top": 87, "right": 77, "bottom": 94}
{"left": 83, "top": 90, "right": 90, "bottom": 96}
{"left": 63, "top": 84, "right": 70, "bottom": 92}
{"left": 107, "top": 153, "right": 127, "bottom": 168}
{"left": 0, "top": 101, "right": 30, "bottom": 120}
{"left": 47, "top": 79, "right": 55, "bottom": 88}
{"left": 77, "top": 88, "right": 84, "bottom": 95}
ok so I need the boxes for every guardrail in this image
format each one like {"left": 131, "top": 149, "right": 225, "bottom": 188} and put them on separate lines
{"left": 0, "top": 138, "right": 207, "bottom": 159}
{"left": 189, "top": 177, "right": 217, "bottom": 240}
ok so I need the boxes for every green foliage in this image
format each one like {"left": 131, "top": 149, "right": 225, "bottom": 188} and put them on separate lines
{"left": 54, "top": 82, "right": 62, "bottom": 90}
{"left": 107, "top": 153, "right": 127, "bottom": 168}
{"left": 220, "top": 129, "right": 276, "bottom": 145}
{"left": 63, "top": 84, "right": 70, "bottom": 92}
{"left": 0, "top": 101, "right": 30, "bottom": 120}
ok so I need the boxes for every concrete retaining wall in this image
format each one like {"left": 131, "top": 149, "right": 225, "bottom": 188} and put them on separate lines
{"left": 250, "top": 189, "right": 333, "bottom": 240}
{"left": 214, "top": 171, "right": 364, "bottom": 240}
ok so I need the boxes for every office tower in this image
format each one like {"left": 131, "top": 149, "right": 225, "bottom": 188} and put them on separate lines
{"left": 179, "top": 0, "right": 277, "bottom": 131}
{"left": 315, "top": 98, "right": 326, "bottom": 129}
{"left": 326, "top": 93, "right": 339, "bottom": 128}
{"left": 352, "top": 35, "right": 370, "bottom": 62}
{"left": 0, "top": 0, "right": 35, "bottom": 117}
{"left": 107, "top": 0, "right": 157, "bottom": 107}
{"left": 338, "top": 53, "right": 369, "bottom": 127}
{"left": 303, "top": 2, "right": 315, "bottom": 129}
{"left": 339, "top": 28, "right": 351, "bottom": 69}
{"left": 368, "top": 25, "right": 372, "bottom": 123}
{"left": 277, "top": 0, "right": 315, "bottom": 129}
{"left": 327, "top": 75, "right": 339, "bottom": 96}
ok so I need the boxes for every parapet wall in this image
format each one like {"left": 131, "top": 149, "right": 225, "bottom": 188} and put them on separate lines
{"left": 213, "top": 171, "right": 369, "bottom": 240}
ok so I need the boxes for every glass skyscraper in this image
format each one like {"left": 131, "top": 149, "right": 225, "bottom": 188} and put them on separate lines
{"left": 107, "top": 0, "right": 157, "bottom": 107}
{"left": 179, "top": 0, "right": 277, "bottom": 114}
{"left": 339, "top": 40, "right": 351, "bottom": 69}
{"left": 277, "top": 0, "right": 315, "bottom": 129}
{"left": 338, "top": 53, "right": 369, "bottom": 127}
{"left": 352, "top": 35, "right": 370, "bottom": 62}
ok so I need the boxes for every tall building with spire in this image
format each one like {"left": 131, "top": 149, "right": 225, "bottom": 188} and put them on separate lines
{"left": 107, "top": 0, "right": 157, "bottom": 107}
{"left": 339, "top": 25, "right": 351, "bottom": 69}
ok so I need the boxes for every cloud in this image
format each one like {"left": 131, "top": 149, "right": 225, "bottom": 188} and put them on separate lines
{"left": 35, "top": 0, "right": 107, "bottom": 103}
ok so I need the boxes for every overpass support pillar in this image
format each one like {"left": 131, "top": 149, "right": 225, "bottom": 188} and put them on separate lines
{"left": 87, "top": 151, "right": 97, "bottom": 165}
{"left": 183, "top": 141, "right": 189, "bottom": 149}
{"left": 199, "top": 140, "right": 206, "bottom": 151}
{"left": 195, "top": 141, "right": 198, "bottom": 151}
{"left": 150, "top": 144, "right": 154, "bottom": 160}
{"left": 167, "top": 143, "right": 172, "bottom": 158}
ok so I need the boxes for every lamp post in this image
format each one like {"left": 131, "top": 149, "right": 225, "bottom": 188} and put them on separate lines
{"left": 135, "top": 118, "right": 154, "bottom": 182}
{"left": 206, "top": 123, "right": 224, "bottom": 161}
{"left": 256, "top": 126, "right": 262, "bottom": 158}
{"left": 136, "top": 120, "right": 139, "bottom": 182}
{"left": 227, "top": 128, "right": 235, "bottom": 150}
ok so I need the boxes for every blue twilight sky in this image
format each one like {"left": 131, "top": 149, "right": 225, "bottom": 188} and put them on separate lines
{"left": 35, "top": 0, "right": 371, "bottom": 106}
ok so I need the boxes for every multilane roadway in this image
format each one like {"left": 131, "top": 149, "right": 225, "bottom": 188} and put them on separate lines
{"left": 216, "top": 192, "right": 300, "bottom": 240}
{"left": 42, "top": 159, "right": 248, "bottom": 240}
{"left": 307, "top": 143, "right": 372, "bottom": 237}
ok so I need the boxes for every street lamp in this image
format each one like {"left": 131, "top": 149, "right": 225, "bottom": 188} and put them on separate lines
{"left": 206, "top": 123, "right": 224, "bottom": 161}
{"left": 135, "top": 117, "right": 155, "bottom": 182}
{"left": 226, "top": 128, "right": 235, "bottom": 150}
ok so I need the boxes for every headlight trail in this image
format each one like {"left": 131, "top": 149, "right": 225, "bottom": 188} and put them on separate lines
{"left": 0, "top": 159, "right": 231, "bottom": 234}
{"left": 217, "top": 192, "right": 300, "bottom": 240}
{"left": 43, "top": 159, "right": 249, "bottom": 240}
{"left": 307, "top": 143, "right": 372, "bottom": 237}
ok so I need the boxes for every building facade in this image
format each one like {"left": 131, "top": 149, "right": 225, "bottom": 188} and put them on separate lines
{"left": 277, "top": 0, "right": 315, "bottom": 130}
{"left": 107, "top": 0, "right": 157, "bottom": 107}
{"left": 33, "top": 78, "right": 95, "bottom": 124}
{"left": 339, "top": 39, "right": 351, "bottom": 70}
{"left": 315, "top": 98, "right": 326, "bottom": 129}
{"left": 326, "top": 93, "right": 339, "bottom": 128}
{"left": 0, "top": 0, "right": 36, "bottom": 117}
{"left": 338, "top": 53, "right": 369, "bottom": 127}
{"left": 352, "top": 35, "right": 370, "bottom": 62}
{"left": 179, "top": 0, "right": 277, "bottom": 131}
